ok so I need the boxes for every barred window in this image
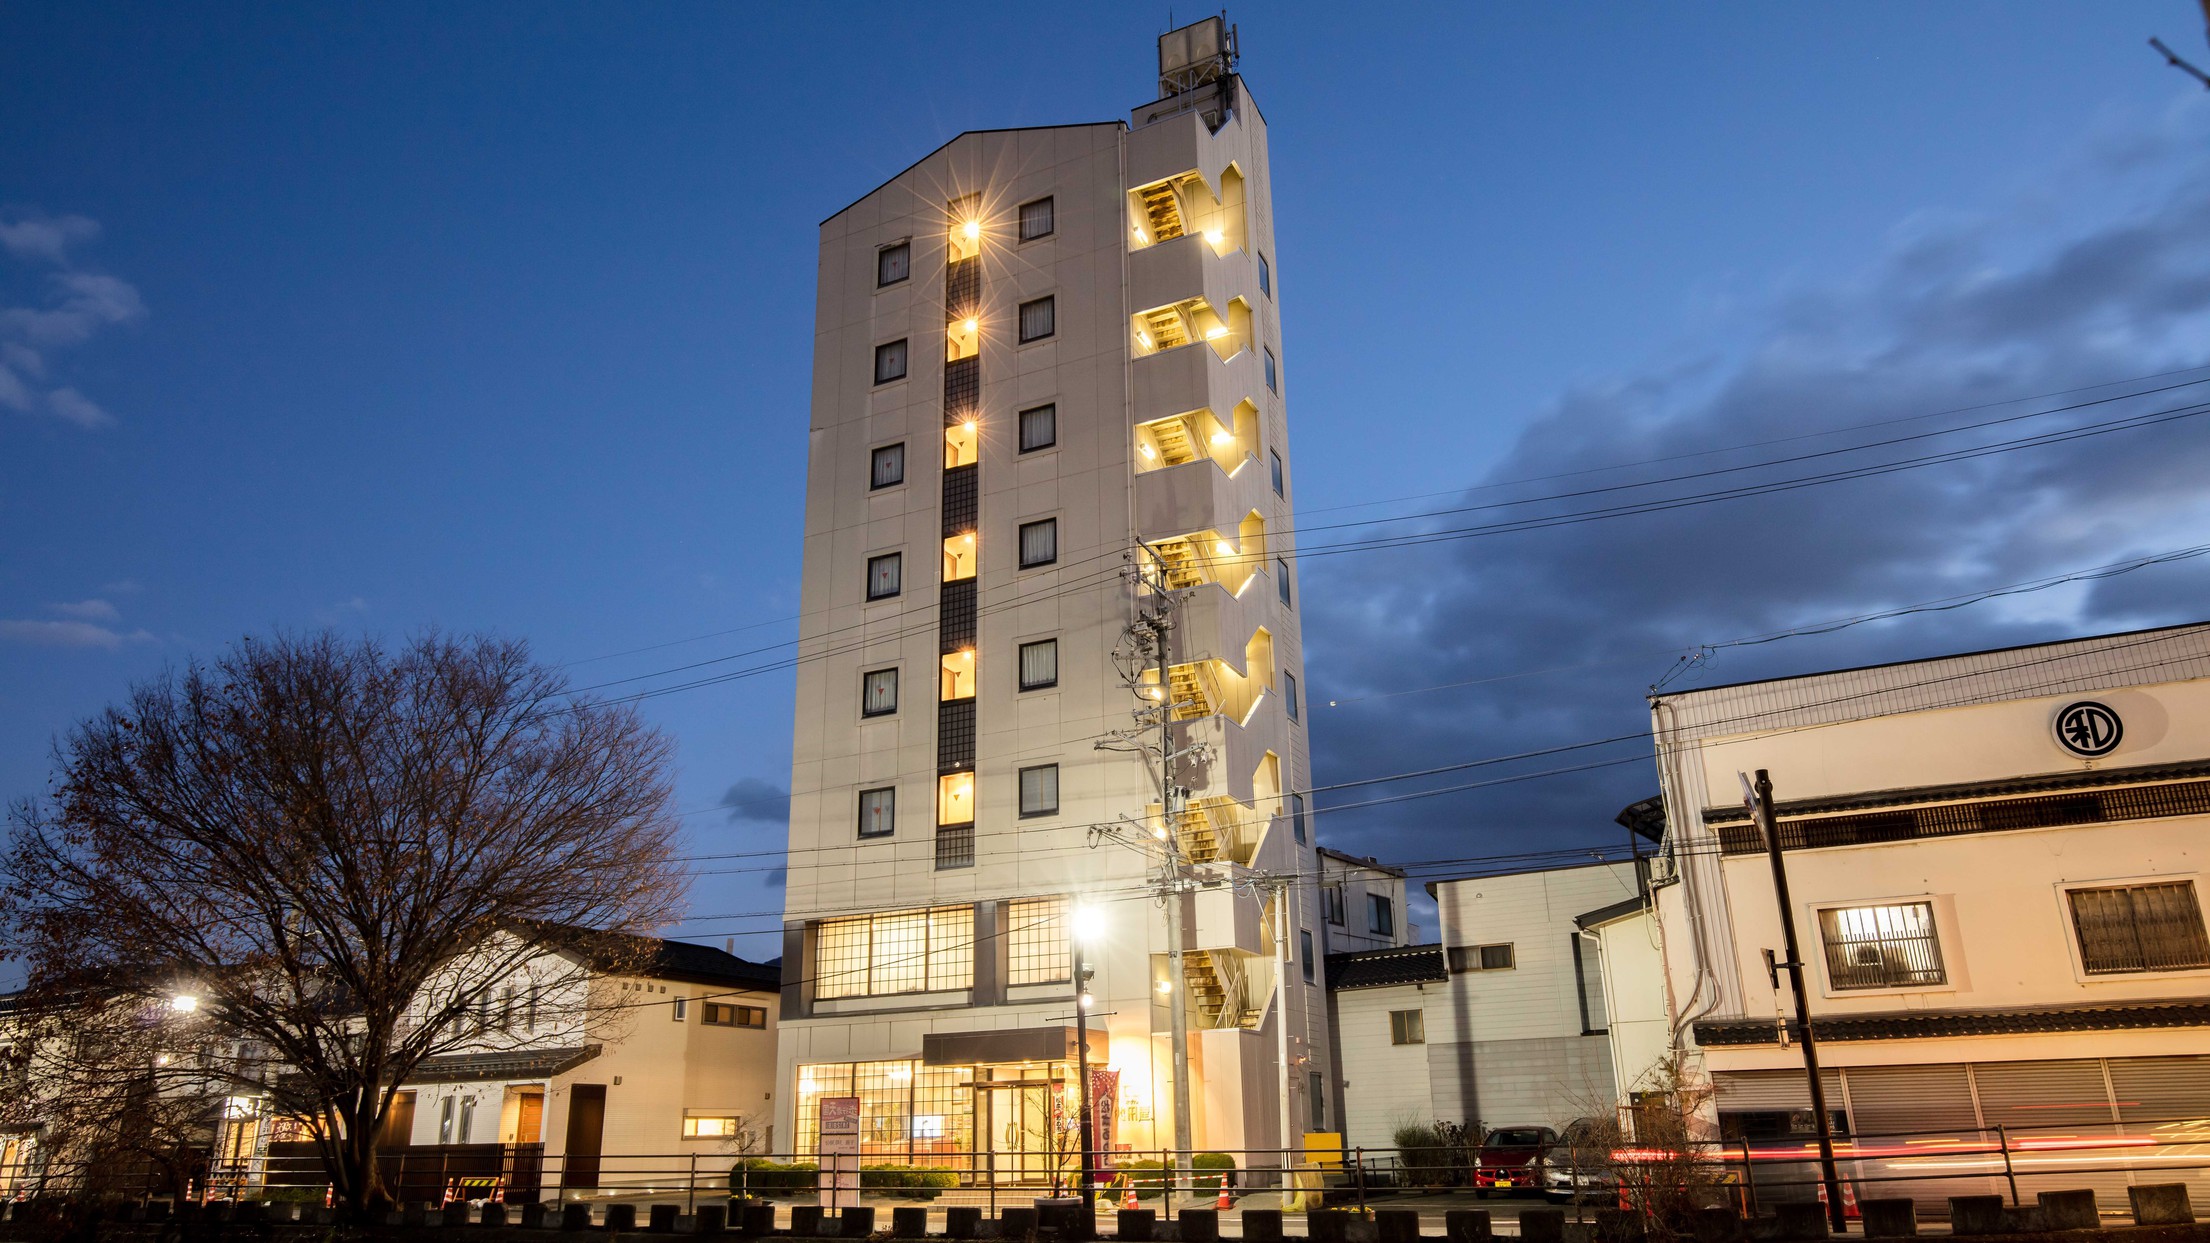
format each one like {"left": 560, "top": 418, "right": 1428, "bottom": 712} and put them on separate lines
{"left": 861, "top": 668, "right": 898, "bottom": 717}
{"left": 858, "top": 787, "right": 895, "bottom": 839}
{"left": 1019, "top": 197, "right": 1055, "bottom": 241}
{"left": 1006, "top": 897, "right": 1070, "bottom": 985}
{"left": 871, "top": 443, "right": 905, "bottom": 489}
{"left": 1018, "top": 296, "right": 1056, "bottom": 343}
{"left": 1019, "top": 519, "right": 1057, "bottom": 568}
{"left": 1818, "top": 902, "right": 1946, "bottom": 989}
{"left": 814, "top": 906, "right": 976, "bottom": 999}
{"left": 874, "top": 339, "right": 908, "bottom": 384}
{"left": 1018, "top": 639, "right": 1058, "bottom": 691}
{"left": 2069, "top": 881, "right": 2210, "bottom": 975}
{"left": 1019, "top": 404, "right": 1056, "bottom": 452}
{"left": 1019, "top": 764, "right": 1059, "bottom": 818}
{"left": 1389, "top": 1009, "right": 1424, "bottom": 1045}
{"left": 866, "top": 552, "right": 901, "bottom": 600}
{"left": 877, "top": 242, "right": 910, "bottom": 287}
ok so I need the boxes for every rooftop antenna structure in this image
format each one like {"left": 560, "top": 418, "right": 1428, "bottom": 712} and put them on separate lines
{"left": 1157, "top": 12, "right": 1237, "bottom": 100}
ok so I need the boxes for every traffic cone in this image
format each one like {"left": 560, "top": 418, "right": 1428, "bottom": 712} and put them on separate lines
{"left": 1123, "top": 1179, "right": 1139, "bottom": 1211}
{"left": 1215, "top": 1175, "right": 1231, "bottom": 1209}
{"left": 324, "top": 1185, "right": 334, "bottom": 1210}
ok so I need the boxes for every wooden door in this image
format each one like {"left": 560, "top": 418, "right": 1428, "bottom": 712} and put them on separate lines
{"left": 516, "top": 1092, "right": 545, "bottom": 1145}
{"left": 378, "top": 1091, "right": 417, "bottom": 1148}
{"left": 561, "top": 1085, "right": 606, "bottom": 1190}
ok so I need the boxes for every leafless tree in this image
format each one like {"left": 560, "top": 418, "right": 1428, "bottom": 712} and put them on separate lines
{"left": 1, "top": 631, "right": 684, "bottom": 1217}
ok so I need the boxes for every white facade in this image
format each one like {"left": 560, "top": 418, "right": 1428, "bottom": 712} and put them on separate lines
{"left": 1315, "top": 849, "right": 1412, "bottom": 958}
{"left": 776, "top": 25, "right": 1326, "bottom": 1172}
{"left": 1642, "top": 621, "right": 2210, "bottom": 1206}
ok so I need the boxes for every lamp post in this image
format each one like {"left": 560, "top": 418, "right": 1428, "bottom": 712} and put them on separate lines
{"left": 1070, "top": 904, "right": 1105, "bottom": 1214}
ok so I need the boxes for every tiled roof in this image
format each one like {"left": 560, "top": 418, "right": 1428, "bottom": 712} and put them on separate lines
{"left": 1697, "top": 999, "right": 2210, "bottom": 1046}
{"left": 1325, "top": 945, "right": 1446, "bottom": 991}
{"left": 408, "top": 1044, "right": 603, "bottom": 1084}
{"left": 634, "top": 939, "right": 781, "bottom": 992}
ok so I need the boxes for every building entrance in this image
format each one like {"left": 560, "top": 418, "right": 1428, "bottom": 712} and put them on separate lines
{"left": 977, "top": 1065, "right": 1071, "bottom": 1186}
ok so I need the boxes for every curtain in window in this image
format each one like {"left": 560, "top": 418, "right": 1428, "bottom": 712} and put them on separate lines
{"left": 1019, "top": 519, "right": 1057, "bottom": 567}
{"left": 1019, "top": 197, "right": 1055, "bottom": 240}
{"left": 867, "top": 554, "right": 901, "bottom": 599}
{"left": 878, "top": 243, "right": 910, "bottom": 286}
{"left": 859, "top": 787, "right": 894, "bottom": 837}
{"left": 863, "top": 669, "right": 898, "bottom": 715}
{"left": 2072, "top": 882, "right": 2210, "bottom": 973}
{"left": 1019, "top": 639, "right": 1057, "bottom": 689}
{"left": 1019, "top": 404, "right": 1056, "bottom": 452}
{"left": 1018, "top": 297, "right": 1055, "bottom": 343}
{"left": 871, "top": 443, "right": 904, "bottom": 488}
{"left": 875, "top": 339, "right": 908, "bottom": 383}
{"left": 1020, "top": 765, "right": 1059, "bottom": 816}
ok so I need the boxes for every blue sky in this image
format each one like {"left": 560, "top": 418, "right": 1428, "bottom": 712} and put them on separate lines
{"left": 6, "top": 3, "right": 2210, "bottom": 957}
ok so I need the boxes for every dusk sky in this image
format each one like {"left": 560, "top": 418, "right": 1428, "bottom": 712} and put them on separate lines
{"left": 6, "top": 3, "right": 2210, "bottom": 959}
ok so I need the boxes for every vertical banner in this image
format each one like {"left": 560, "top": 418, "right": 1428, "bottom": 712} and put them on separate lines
{"left": 817, "top": 1096, "right": 861, "bottom": 1211}
{"left": 1090, "top": 1069, "right": 1120, "bottom": 1167}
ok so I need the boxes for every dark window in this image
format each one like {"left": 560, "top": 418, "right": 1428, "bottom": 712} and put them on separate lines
{"left": 1389, "top": 1009, "right": 1424, "bottom": 1045}
{"left": 1270, "top": 450, "right": 1284, "bottom": 497}
{"left": 703, "top": 1003, "right": 767, "bottom": 1028}
{"left": 877, "top": 242, "right": 910, "bottom": 287}
{"left": 1258, "top": 253, "right": 1271, "bottom": 297}
{"left": 1019, "top": 197, "right": 1055, "bottom": 241}
{"left": 866, "top": 552, "right": 902, "bottom": 600}
{"left": 1019, "top": 403, "right": 1057, "bottom": 452}
{"left": 1277, "top": 559, "right": 1292, "bottom": 607}
{"left": 1322, "top": 885, "right": 1345, "bottom": 926}
{"left": 672, "top": 996, "right": 687, "bottom": 1021}
{"left": 1019, "top": 764, "right": 1060, "bottom": 817}
{"left": 1263, "top": 347, "right": 1278, "bottom": 393}
{"left": 1299, "top": 929, "right": 1315, "bottom": 983}
{"left": 1818, "top": 902, "right": 1946, "bottom": 989}
{"left": 1018, "top": 639, "right": 1058, "bottom": 691}
{"left": 1290, "top": 792, "right": 1308, "bottom": 844}
{"left": 862, "top": 668, "right": 899, "bottom": 717}
{"left": 2069, "top": 881, "right": 2210, "bottom": 974}
{"left": 1449, "top": 944, "right": 1517, "bottom": 973}
{"left": 1018, "top": 296, "right": 1056, "bottom": 343}
{"left": 1019, "top": 519, "right": 1058, "bottom": 568}
{"left": 871, "top": 443, "right": 905, "bottom": 489}
{"left": 874, "top": 339, "right": 908, "bottom": 384}
{"left": 1283, "top": 671, "right": 1299, "bottom": 721}
{"left": 1369, "top": 894, "right": 1395, "bottom": 937}
{"left": 858, "top": 787, "right": 895, "bottom": 839}
{"left": 1308, "top": 1073, "right": 1325, "bottom": 1129}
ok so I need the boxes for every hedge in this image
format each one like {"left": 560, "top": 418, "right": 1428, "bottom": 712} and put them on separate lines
{"left": 729, "top": 1159, "right": 958, "bottom": 1199}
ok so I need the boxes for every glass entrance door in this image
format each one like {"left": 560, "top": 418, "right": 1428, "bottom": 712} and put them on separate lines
{"left": 980, "top": 1076, "right": 1067, "bottom": 1186}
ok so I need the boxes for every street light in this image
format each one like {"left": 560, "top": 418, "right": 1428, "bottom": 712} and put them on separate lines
{"left": 169, "top": 994, "right": 200, "bottom": 1014}
{"left": 1069, "top": 903, "right": 1104, "bottom": 1215}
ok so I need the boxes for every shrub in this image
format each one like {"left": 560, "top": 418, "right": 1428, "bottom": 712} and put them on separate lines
{"left": 859, "top": 1165, "right": 960, "bottom": 1200}
{"left": 729, "top": 1159, "right": 818, "bottom": 1198}
{"left": 1393, "top": 1122, "right": 1459, "bottom": 1189}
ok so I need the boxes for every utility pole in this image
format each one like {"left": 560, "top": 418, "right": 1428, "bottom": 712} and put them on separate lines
{"left": 1145, "top": 558, "right": 1196, "bottom": 1182}
{"left": 1745, "top": 769, "right": 1846, "bottom": 1232}
{"left": 1072, "top": 928, "right": 1098, "bottom": 1213}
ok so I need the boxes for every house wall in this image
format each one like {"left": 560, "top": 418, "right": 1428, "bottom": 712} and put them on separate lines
{"left": 1330, "top": 983, "right": 1442, "bottom": 1151}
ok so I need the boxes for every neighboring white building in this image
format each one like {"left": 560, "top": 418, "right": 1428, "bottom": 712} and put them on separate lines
{"left": 774, "top": 20, "right": 1327, "bottom": 1173}
{"left": 1324, "top": 860, "right": 1645, "bottom": 1150}
{"left": 1315, "top": 848, "right": 1412, "bottom": 958}
{"left": 1642, "top": 621, "right": 2210, "bottom": 1206}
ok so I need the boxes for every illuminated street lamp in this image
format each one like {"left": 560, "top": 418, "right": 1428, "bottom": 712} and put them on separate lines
{"left": 1069, "top": 903, "right": 1104, "bottom": 1214}
{"left": 169, "top": 994, "right": 200, "bottom": 1014}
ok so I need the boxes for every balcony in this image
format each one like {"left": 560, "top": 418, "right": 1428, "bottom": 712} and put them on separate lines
{"left": 1133, "top": 458, "right": 1239, "bottom": 546}
{"left": 1133, "top": 329, "right": 1259, "bottom": 428}
{"left": 1135, "top": 399, "right": 1257, "bottom": 476}
{"left": 1130, "top": 296, "right": 1249, "bottom": 365}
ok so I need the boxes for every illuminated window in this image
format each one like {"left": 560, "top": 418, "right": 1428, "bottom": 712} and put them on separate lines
{"left": 795, "top": 1060, "right": 974, "bottom": 1164}
{"left": 1819, "top": 902, "right": 1946, "bottom": 989}
{"left": 1018, "top": 764, "right": 1059, "bottom": 818}
{"left": 866, "top": 553, "right": 901, "bottom": 600}
{"left": 1018, "top": 639, "right": 1057, "bottom": 691}
{"left": 861, "top": 668, "right": 898, "bottom": 717}
{"left": 1263, "top": 347, "right": 1278, "bottom": 393}
{"left": 946, "top": 315, "right": 979, "bottom": 363}
{"left": 874, "top": 339, "right": 908, "bottom": 384}
{"left": 1006, "top": 897, "right": 1070, "bottom": 985}
{"left": 877, "top": 242, "right": 910, "bottom": 288}
{"left": 1018, "top": 519, "right": 1057, "bottom": 569}
{"left": 814, "top": 906, "right": 976, "bottom": 999}
{"left": 1018, "top": 297, "right": 1056, "bottom": 344}
{"left": 937, "top": 772, "right": 974, "bottom": 825}
{"left": 703, "top": 1003, "right": 767, "bottom": 1027}
{"left": 684, "top": 1113, "right": 743, "bottom": 1139}
{"left": 942, "top": 533, "right": 976, "bottom": 582}
{"left": 1389, "top": 1009, "right": 1424, "bottom": 1045}
{"left": 858, "top": 787, "right": 895, "bottom": 839}
{"left": 2067, "top": 881, "right": 2210, "bottom": 975}
{"left": 940, "top": 651, "right": 976, "bottom": 701}
{"left": 944, "top": 421, "right": 978, "bottom": 469}
{"left": 1019, "top": 197, "right": 1055, "bottom": 241}
{"left": 1019, "top": 404, "right": 1056, "bottom": 453}
{"left": 947, "top": 195, "right": 982, "bottom": 262}
{"left": 871, "top": 443, "right": 905, "bottom": 490}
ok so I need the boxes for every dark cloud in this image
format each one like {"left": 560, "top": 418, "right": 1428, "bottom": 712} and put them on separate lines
{"left": 720, "top": 777, "right": 791, "bottom": 826}
{"left": 1303, "top": 109, "right": 2210, "bottom": 867}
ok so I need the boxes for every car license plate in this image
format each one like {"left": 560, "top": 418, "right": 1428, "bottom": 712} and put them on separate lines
{"left": 1498, "top": 1180, "right": 1512, "bottom": 1188}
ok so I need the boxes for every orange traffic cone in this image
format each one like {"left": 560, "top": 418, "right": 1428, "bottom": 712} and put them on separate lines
{"left": 1216, "top": 1175, "right": 1231, "bottom": 1209}
{"left": 1123, "top": 1179, "right": 1139, "bottom": 1211}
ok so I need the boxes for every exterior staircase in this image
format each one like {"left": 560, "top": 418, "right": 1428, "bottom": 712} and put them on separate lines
{"left": 1138, "top": 181, "right": 1186, "bottom": 241}
{"left": 1138, "top": 305, "right": 1189, "bottom": 351}
{"left": 1150, "top": 538, "right": 1204, "bottom": 590}
{"left": 1145, "top": 415, "right": 1200, "bottom": 466}
{"left": 1183, "top": 950, "right": 1263, "bottom": 1030}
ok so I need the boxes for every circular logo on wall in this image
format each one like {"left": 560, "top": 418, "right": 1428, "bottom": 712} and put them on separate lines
{"left": 2053, "top": 700, "right": 2123, "bottom": 758}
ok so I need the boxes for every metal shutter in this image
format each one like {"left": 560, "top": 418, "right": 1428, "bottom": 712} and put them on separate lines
{"left": 1841, "top": 1064, "right": 1980, "bottom": 1136}
{"left": 1713, "top": 1068, "right": 1843, "bottom": 1112}
{"left": 2109, "top": 1056, "right": 2210, "bottom": 1126}
{"left": 1971, "top": 1059, "right": 2116, "bottom": 1130}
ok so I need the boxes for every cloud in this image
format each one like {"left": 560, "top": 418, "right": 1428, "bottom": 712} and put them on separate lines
{"left": 721, "top": 778, "right": 791, "bottom": 826}
{"left": 1, "top": 212, "right": 142, "bottom": 432}
{"left": 46, "top": 599, "right": 120, "bottom": 622}
{"left": 1302, "top": 101, "right": 2210, "bottom": 864}
{"left": 42, "top": 387, "right": 113, "bottom": 430}
{"left": 0, "top": 619, "right": 155, "bottom": 649}
{"left": 0, "top": 214, "right": 98, "bottom": 266}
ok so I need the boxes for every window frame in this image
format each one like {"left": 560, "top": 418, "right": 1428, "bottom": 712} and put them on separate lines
{"left": 1322, "top": 884, "right": 1345, "bottom": 926}
{"left": 1368, "top": 894, "right": 1395, "bottom": 937}
{"left": 1290, "top": 791, "right": 1308, "bottom": 845}
{"left": 1018, "top": 763, "right": 1061, "bottom": 818}
{"left": 682, "top": 1114, "right": 743, "bottom": 1139}
{"left": 1299, "top": 928, "right": 1316, "bottom": 983}
{"left": 870, "top": 442, "right": 906, "bottom": 490}
{"left": 874, "top": 338, "right": 909, "bottom": 385}
{"left": 702, "top": 1002, "right": 768, "bottom": 1028}
{"left": 1277, "top": 558, "right": 1292, "bottom": 608}
{"left": 857, "top": 786, "right": 896, "bottom": 839}
{"left": 1005, "top": 896, "right": 1070, "bottom": 985}
{"left": 861, "top": 667, "right": 900, "bottom": 718}
{"left": 1258, "top": 253, "right": 1272, "bottom": 297}
{"left": 865, "top": 551, "right": 902, "bottom": 601}
{"left": 1450, "top": 943, "right": 1516, "bottom": 973}
{"left": 1270, "top": 449, "right": 1285, "bottom": 497}
{"left": 1388, "top": 1008, "right": 1425, "bottom": 1046}
{"left": 672, "top": 996, "right": 687, "bottom": 1022}
{"left": 1283, "top": 670, "right": 1299, "bottom": 722}
{"left": 1018, "top": 403, "right": 1057, "bottom": 453}
{"left": 1018, "top": 196, "right": 1056, "bottom": 242}
{"left": 1018, "top": 518, "right": 1059, "bottom": 569}
{"left": 2065, "top": 879, "right": 2210, "bottom": 977}
{"left": 1264, "top": 347, "right": 1278, "bottom": 392}
{"left": 876, "top": 241, "right": 911, "bottom": 288}
{"left": 1018, "top": 295, "right": 1057, "bottom": 344}
{"left": 1018, "top": 638, "right": 1059, "bottom": 691}
{"left": 1815, "top": 899, "right": 1948, "bottom": 992}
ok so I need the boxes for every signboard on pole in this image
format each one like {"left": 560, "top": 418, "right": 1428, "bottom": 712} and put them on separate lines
{"left": 818, "top": 1096, "right": 861, "bottom": 1211}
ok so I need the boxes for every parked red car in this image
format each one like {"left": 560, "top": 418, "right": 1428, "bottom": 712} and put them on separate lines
{"left": 1474, "top": 1126, "right": 1559, "bottom": 1196}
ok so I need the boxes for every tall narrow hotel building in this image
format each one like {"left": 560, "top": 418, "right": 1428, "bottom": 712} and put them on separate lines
{"left": 777, "top": 21, "right": 1328, "bottom": 1170}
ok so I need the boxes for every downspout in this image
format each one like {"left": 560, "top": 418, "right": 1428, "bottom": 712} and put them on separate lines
{"left": 1651, "top": 698, "right": 1721, "bottom": 1043}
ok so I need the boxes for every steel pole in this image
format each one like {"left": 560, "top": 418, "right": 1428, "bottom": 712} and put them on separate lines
{"left": 1751, "top": 770, "right": 1846, "bottom": 1232}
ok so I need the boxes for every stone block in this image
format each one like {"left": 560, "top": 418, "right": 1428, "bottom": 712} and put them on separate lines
{"left": 1770, "top": 1203, "right": 1828, "bottom": 1242}
{"left": 142, "top": 1201, "right": 173, "bottom": 1223}
{"left": 445, "top": 1202, "right": 475, "bottom": 1227}
{"left": 791, "top": 1205, "right": 825, "bottom": 1237}
{"left": 1242, "top": 1208, "right": 1284, "bottom": 1243}
{"left": 2002, "top": 1207, "right": 2048, "bottom": 1234}
{"left": 402, "top": 1202, "right": 430, "bottom": 1228}
{"left": 481, "top": 1203, "right": 509, "bottom": 1227}
{"left": 945, "top": 1206, "right": 981, "bottom": 1239}
{"left": 890, "top": 1206, "right": 927, "bottom": 1238}
{"left": 522, "top": 1202, "right": 550, "bottom": 1229}
{"left": 1950, "top": 1196, "right": 2007, "bottom": 1236}
{"left": 2130, "top": 1184, "right": 2196, "bottom": 1226}
{"left": 695, "top": 1205, "right": 728, "bottom": 1235}
{"left": 1177, "top": 1208, "right": 1220, "bottom": 1243}
{"left": 1859, "top": 1199, "right": 1915, "bottom": 1238}
{"left": 840, "top": 1207, "right": 876, "bottom": 1237}
{"left": 652, "top": 1204, "right": 682, "bottom": 1232}
{"left": 1593, "top": 1209, "right": 1644, "bottom": 1243}
{"left": 1443, "top": 1209, "right": 1492, "bottom": 1243}
{"left": 562, "top": 1203, "right": 594, "bottom": 1232}
{"left": 606, "top": 1203, "right": 639, "bottom": 1232}
{"left": 2036, "top": 1191, "right": 2096, "bottom": 1232}
{"left": 1375, "top": 1208, "right": 1421, "bottom": 1243}
{"left": 1119, "top": 1208, "right": 1158, "bottom": 1241}
{"left": 742, "top": 1203, "right": 778, "bottom": 1236}
{"left": 1519, "top": 1208, "right": 1566, "bottom": 1243}
{"left": 997, "top": 1206, "right": 1038, "bottom": 1240}
{"left": 1307, "top": 1210, "right": 1351, "bottom": 1243}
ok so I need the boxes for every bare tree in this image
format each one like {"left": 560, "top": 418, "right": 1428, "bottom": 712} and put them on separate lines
{"left": 1, "top": 631, "right": 684, "bottom": 1217}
